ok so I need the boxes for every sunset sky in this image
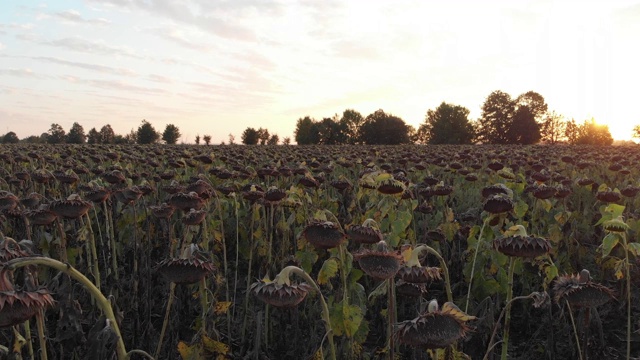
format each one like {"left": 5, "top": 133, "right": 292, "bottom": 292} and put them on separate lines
{"left": 1, "top": 0, "right": 639, "bottom": 143}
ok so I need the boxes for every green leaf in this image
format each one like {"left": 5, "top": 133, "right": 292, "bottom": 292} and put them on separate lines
{"left": 627, "top": 242, "right": 640, "bottom": 256}
{"left": 513, "top": 200, "right": 529, "bottom": 219}
{"left": 543, "top": 262, "right": 558, "bottom": 288}
{"left": 317, "top": 258, "right": 339, "bottom": 285}
{"left": 601, "top": 233, "right": 619, "bottom": 258}
{"left": 342, "top": 302, "right": 364, "bottom": 338}
{"left": 295, "top": 249, "right": 318, "bottom": 274}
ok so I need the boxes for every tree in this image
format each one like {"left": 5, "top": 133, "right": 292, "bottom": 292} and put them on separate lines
{"left": 228, "top": 133, "right": 235, "bottom": 145}
{"left": 360, "top": 109, "right": 412, "bottom": 145}
{"left": 506, "top": 91, "right": 547, "bottom": 144}
{"left": 506, "top": 105, "right": 541, "bottom": 144}
{"left": 100, "top": 124, "right": 115, "bottom": 144}
{"left": 477, "top": 91, "right": 514, "bottom": 144}
{"left": 162, "top": 124, "right": 181, "bottom": 144}
{"left": 317, "top": 117, "right": 349, "bottom": 144}
{"left": 340, "top": 109, "right": 364, "bottom": 144}
{"left": 136, "top": 120, "right": 159, "bottom": 144}
{"left": 633, "top": 125, "right": 640, "bottom": 139}
{"left": 257, "top": 128, "right": 270, "bottom": 145}
{"left": 1, "top": 131, "right": 19, "bottom": 144}
{"left": 477, "top": 90, "right": 547, "bottom": 144}
{"left": 282, "top": 137, "right": 291, "bottom": 145}
{"left": 418, "top": 102, "right": 474, "bottom": 144}
{"left": 565, "top": 118, "right": 613, "bottom": 145}
{"left": 195, "top": 135, "right": 201, "bottom": 145}
{"left": 47, "top": 123, "right": 66, "bottom": 144}
{"left": 294, "top": 116, "right": 320, "bottom": 145}
{"left": 66, "top": 122, "right": 86, "bottom": 144}
{"left": 540, "top": 111, "right": 566, "bottom": 144}
{"left": 241, "top": 127, "right": 260, "bottom": 145}
{"left": 87, "top": 128, "right": 101, "bottom": 144}
{"left": 267, "top": 134, "right": 279, "bottom": 145}
{"left": 203, "top": 135, "right": 212, "bottom": 145}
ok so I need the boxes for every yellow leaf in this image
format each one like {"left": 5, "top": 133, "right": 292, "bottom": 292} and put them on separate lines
{"left": 177, "top": 341, "right": 203, "bottom": 360}
{"left": 213, "top": 301, "right": 232, "bottom": 315}
{"left": 202, "top": 335, "right": 230, "bottom": 356}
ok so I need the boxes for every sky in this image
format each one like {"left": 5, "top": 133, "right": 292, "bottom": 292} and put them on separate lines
{"left": 1, "top": 0, "right": 640, "bottom": 143}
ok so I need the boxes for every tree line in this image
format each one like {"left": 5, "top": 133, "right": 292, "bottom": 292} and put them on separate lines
{"left": 0, "top": 89, "right": 632, "bottom": 146}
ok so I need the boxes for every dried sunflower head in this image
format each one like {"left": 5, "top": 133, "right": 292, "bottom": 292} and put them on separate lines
{"left": 49, "top": 194, "right": 92, "bottom": 219}
{"left": 395, "top": 300, "right": 475, "bottom": 349}
{"left": 250, "top": 277, "right": 312, "bottom": 308}
{"left": 553, "top": 270, "right": 615, "bottom": 308}
{"left": 354, "top": 240, "right": 403, "bottom": 280}
{"left": 303, "top": 220, "right": 345, "bottom": 250}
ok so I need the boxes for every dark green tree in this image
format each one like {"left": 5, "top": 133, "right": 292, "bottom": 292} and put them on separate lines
{"left": 257, "top": 128, "right": 270, "bottom": 145}
{"left": 1, "top": 131, "right": 20, "bottom": 144}
{"left": 162, "top": 124, "right": 181, "bottom": 144}
{"left": 241, "top": 127, "right": 260, "bottom": 145}
{"left": 317, "top": 117, "right": 348, "bottom": 144}
{"left": 100, "top": 124, "right": 115, "bottom": 144}
{"left": 418, "top": 102, "right": 474, "bottom": 144}
{"left": 477, "top": 91, "right": 514, "bottom": 144}
{"left": 136, "top": 120, "right": 159, "bottom": 144}
{"left": 267, "top": 134, "right": 279, "bottom": 145}
{"left": 87, "top": 128, "right": 101, "bottom": 144}
{"left": 506, "top": 91, "right": 547, "bottom": 144}
{"left": 203, "top": 135, "right": 212, "bottom": 145}
{"left": 66, "top": 122, "right": 86, "bottom": 144}
{"left": 360, "top": 109, "right": 412, "bottom": 145}
{"left": 47, "top": 123, "right": 66, "bottom": 144}
{"left": 339, "top": 109, "right": 364, "bottom": 144}
{"left": 294, "top": 116, "right": 320, "bottom": 145}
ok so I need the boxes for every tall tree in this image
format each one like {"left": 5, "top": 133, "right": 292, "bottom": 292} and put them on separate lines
{"left": 257, "top": 128, "right": 270, "bottom": 145}
{"left": 340, "top": 109, "right": 364, "bottom": 144}
{"left": 1, "top": 131, "right": 19, "bottom": 144}
{"left": 47, "top": 123, "right": 66, "bottom": 144}
{"left": 506, "top": 91, "right": 547, "bottom": 144}
{"left": 540, "top": 111, "right": 566, "bottom": 144}
{"left": 195, "top": 135, "right": 201, "bottom": 145}
{"left": 571, "top": 118, "right": 613, "bottom": 145}
{"left": 360, "top": 109, "right": 412, "bottom": 145}
{"left": 477, "top": 90, "right": 514, "bottom": 144}
{"left": 100, "top": 124, "right": 115, "bottom": 144}
{"left": 317, "top": 117, "right": 348, "bottom": 144}
{"left": 66, "top": 122, "right": 86, "bottom": 144}
{"left": 294, "top": 116, "right": 320, "bottom": 145}
{"left": 267, "top": 134, "right": 279, "bottom": 145}
{"left": 418, "top": 102, "right": 474, "bottom": 144}
{"left": 241, "top": 127, "right": 260, "bottom": 145}
{"left": 87, "top": 128, "right": 101, "bottom": 144}
{"left": 203, "top": 135, "right": 212, "bottom": 145}
{"left": 136, "top": 120, "right": 160, "bottom": 144}
{"left": 162, "top": 124, "right": 181, "bottom": 144}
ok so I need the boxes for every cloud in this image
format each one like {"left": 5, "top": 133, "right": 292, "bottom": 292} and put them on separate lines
{"left": 0, "top": 68, "right": 42, "bottom": 78}
{"left": 45, "top": 37, "right": 142, "bottom": 58}
{"left": 32, "top": 56, "right": 136, "bottom": 76}
{"left": 52, "top": 9, "right": 111, "bottom": 25}
{"left": 146, "top": 74, "right": 173, "bottom": 83}
{"left": 60, "top": 76, "right": 168, "bottom": 95}
{"left": 86, "top": 0, "right": 262, "bottom": 41}
{"left": 144, "top": 25, "right": 215, "bottom": 51}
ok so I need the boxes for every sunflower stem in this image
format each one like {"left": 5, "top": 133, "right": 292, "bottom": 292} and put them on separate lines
{"left": 418, "top": 245, "right": 453, "bottom": 303}
{"left": 282, "top": 266, "right": 336, "bottom": 360}
{"left": 621, "top": 232, "right": 631, "bottom": 360}
{"left": 465, "top": 218, "right": 488, "bottom": 313}
{"left": 154, "top": 282, "right": 175, "bottom": 359}
{"left": 566, "top": 300, "right": 584, "bottom": 360}
{"left": 500, "top": 257, "right": 517, "bottom": 360}
{"left": 4, "top": 257, "right": 127, "bottom": 359}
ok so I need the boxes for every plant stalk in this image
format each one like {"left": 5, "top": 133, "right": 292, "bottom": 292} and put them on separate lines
{"left": 4, "top": 257, "right": 127, "bottom": 359}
